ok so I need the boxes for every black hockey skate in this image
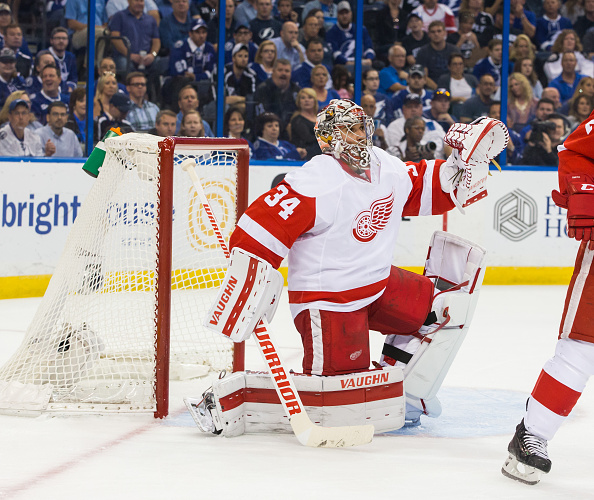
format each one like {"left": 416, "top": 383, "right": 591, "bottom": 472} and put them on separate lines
{"left": 501, "top": 419, "right": 551, "bottom": 485}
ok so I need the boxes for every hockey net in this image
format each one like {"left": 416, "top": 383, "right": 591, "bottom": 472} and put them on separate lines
{"left": 0, "top": 134, "right": 249, "bottom": 417}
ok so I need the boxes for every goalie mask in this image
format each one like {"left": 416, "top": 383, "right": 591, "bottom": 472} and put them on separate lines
{"left": 314, "top": 99, "right": 375, "bottom": 176}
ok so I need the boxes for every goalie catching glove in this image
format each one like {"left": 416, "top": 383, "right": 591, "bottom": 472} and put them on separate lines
{"left": 552, "top": 174, "right": 594, "bottom": 250}
{"left": 440, "top": 117, "right": 509, "bottom": 212}
{"left": 204, "top": 248, "right": 284, "bottom": 342}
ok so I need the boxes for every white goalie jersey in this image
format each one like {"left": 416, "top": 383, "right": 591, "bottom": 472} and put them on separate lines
{"left": 230, "top": 148, "right": 456, "bottom": 318}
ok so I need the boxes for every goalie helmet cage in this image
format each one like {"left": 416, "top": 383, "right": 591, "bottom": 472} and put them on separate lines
{"left": 0, "top": 135, "right": 249, "bottom": 419}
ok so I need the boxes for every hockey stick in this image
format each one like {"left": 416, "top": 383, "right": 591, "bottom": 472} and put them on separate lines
{"left": 181, "top": 158, "right": 374, "bottom": 448}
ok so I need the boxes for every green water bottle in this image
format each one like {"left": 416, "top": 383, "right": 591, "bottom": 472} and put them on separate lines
{"left": 82, "top": 127, "right": 123, "bottom": 178}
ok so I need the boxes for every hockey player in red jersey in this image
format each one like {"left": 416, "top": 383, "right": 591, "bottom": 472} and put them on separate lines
{"left": 502, "top": 110, "right": 594, "bottom": 485}
{"left": 186, "top": 99, "right": 509, "bottom": 436}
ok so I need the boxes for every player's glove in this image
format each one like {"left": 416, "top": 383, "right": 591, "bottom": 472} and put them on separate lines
{"left": 552, "top": 174, "right": 594, "bottom": 250}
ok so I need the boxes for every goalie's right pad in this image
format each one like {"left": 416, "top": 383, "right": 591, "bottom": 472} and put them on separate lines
{"left": 393, "top": 231, "right": 486, "bottom": 403}
{"left": 188, "top": 367, "right": 405, "bottom": 437}
{"left": 204, "top": 248, "right": 284, "bottom": 342}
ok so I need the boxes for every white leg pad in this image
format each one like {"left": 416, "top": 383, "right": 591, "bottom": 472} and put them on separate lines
{"left": 404, "top": 231, "right": 486, "bottom": 401}
{"left": 209, "top": 367, "right": 405, "bottom": 437}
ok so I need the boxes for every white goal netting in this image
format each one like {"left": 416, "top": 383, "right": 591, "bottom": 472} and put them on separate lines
{"left": 0, "top": 134, "right": 248, "bottom": 415}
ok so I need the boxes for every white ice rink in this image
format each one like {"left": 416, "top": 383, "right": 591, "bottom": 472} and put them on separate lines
{"left": 1, "top": 286, "right": 594, "bottom": 500}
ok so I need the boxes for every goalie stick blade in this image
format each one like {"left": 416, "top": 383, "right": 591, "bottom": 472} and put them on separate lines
{"left": 290, "top": 413, "right": 374, "bottom": 448}
{"left": 501, "top": 454, "right": 544, "bottom": 485}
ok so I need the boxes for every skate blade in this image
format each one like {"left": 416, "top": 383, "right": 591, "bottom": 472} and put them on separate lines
{"left": 501, "top": 453, "right": 543, "bottom": 485}
{"left": 183, "top": 396, "right": 213, "bottom": 432}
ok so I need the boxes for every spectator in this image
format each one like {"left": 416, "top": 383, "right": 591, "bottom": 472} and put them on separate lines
{"left": 391, "top": 64, "right": 433, "bottom": 119}
{"left": 507, "top": 72, "right": 538, "bottom": 133}
{"left": 0, "top": 4, "right": 12, "bottom": 47}
{"left": 509, "top": 33, "right": 536, "bottom": 64}
{"left": 36, "top": 101, "right": 82, "bottom": 157}
{"left": 424, "top": 88, "right": 456, "bottom": 132}
{"left": 291, "top": 37, "right": 327, "bottom": 89}
{"left": 179, "top": 109, "right": 205, "bottom": 137}
{"left": 544, "top": 30, "right": 594, "bottom": 83}
{"left": 254, "top": 58, "right": 300, "bottom": 137}
{"left": 126, "top": 72, "right": 159, "bottom": 131}
{"left": 487, "top": 100, "right": 524, "bottom": 164}
{"left": 411, "top": 0, "right": 457, "bottom": 33}
{"left": 109, "top": 0, "right": 162, "bottom": 75}
{"left": 573, "top": 0, "right": 594, "bottom": 39}
{"left": 23, "top": 51, "right": 56, "bottom": 96}
{"left": 567, "top": 93, "right": 594, "bottom": 130}
{"left": 208, "top": 0, "right": 237, "bottom": 51}
{"left": 96, "top": 92, "right": 135, "bottom": 140}
{"left": 223, "top": 106, "right": 253, "bottom": 152}
{"left": 360, "top": 93, "right": 388, "bottom": 150}
{"left": 224, "top": 43, "right": 258, "bottom": 111}
{"left": 369, "top": 0, "right": 408, "bottom": 63}
{"left": 252, "top": 112, "right": 305, "bottom": 160}
{"left": 415, "top": 20, "right": 461, "bottom": 90}
{"left": 379, "top": 44, "right": 408, "bottom": 95}
{"left": 275, "top": 0, "right": 299, "bottom": 24}
{"left": 473, "top": 39, "right": 506, "bottom": 94}
{"left": 542, "top": 86, "right": 563, "bottom": 110}
{"left": 0, "top": 90, "right": 40, "bottom": 130}
{"left": 460, "top": 0, "right": 493, "bottom": 42}
{"left": 48, "top": 27, "right": 77, "bottom": 92}
{"left": 326, "top": 1, "right": 375, "bottom": 67}
{"left": 301, "top": 0, "right": 337, "bottom": 32}
{"left": 0, "top": 47, "right": 24, "bottom": 107}
{"left": 514, "top": 57, "right": 543, "bottom": 100}
{"left": 561, "top": 0, "right": 585, "bottom": 24}
{"left": 95, "top": 57, "right": 128, "bottom": 94}
{"left": 386, "top": 93, "right": 446, "bottom": 160}
{"left": 65, "top": 0, "right": 108, "bottom": 54}
{"left": 362, "top": 68, "right": 392, "bottom": 126}
{"left": 234, "top": 0, "right": 257, "bottom": 30}
{"left": 159, "top": 0, "right": 193, "bottom": 51}
{"left": 310, "top": 64, "right": 340, "bottom": 109}
{"left": 550, "top": 51, "right": 587, "bottom": 103}
{"left": 479, "top": 7, "right": 523, "bottom": 47}
{"left": 250, "top": 40, "right": 277, "bottom": 82}
{"left": 583, "top": 26, "right": 594, "bottom": 58}
{"left": 94, "top": 72, "right": 119, "bottom": 118}
{"left": 224, "top": 24, "right": 258, "bottom": 65}
{"left": 559, "top": 76, "right": 594, "bottom": 114}
{"left": 331, "top": 64, "right": 352, "bottom": 99}
{"left": 169, "top": 18, "right": 216, "bottom": 82}
{"left": 436, "top": 53, "right": 478, "bottom": 116}
{"left": 535, "top": 0, "right": 572, "bottom": 50}
{"left": 459, "top": 73, "right": 496, "bottom": 122}
{"left": 149, "top": 109, "right": 177, "bottom": 136}
{"left": 510, "top": 0, "right": 536, "bottom": 38}
{"left": 447, "top": 11, "right": 482, "bottom": 69}
{"left": 402, "top": 13, "right": 430, "bottom": 67}
{"left": 30, "top": 65, "right": 70, "bottom": 125}
{"left": 65, "top": 86, "right": 87, "bottom": 146}
{"left": 289, "top": 87, "right": 321, "bottom": 160}
{"left": 390, "top": 116, "right": 436, "bottom": 162}
{"left": 106, "top": 0, "right": 160, "bottom": 23}
{"left": 271, "top": 21, "right": 305, "bottom": 70}
{"left": 0, "top": 99, "right": 46, "bottom": 156}
{"left": 191, "top": 0, "right": 218, "bottom": 24}
{"left": 299, "top": 10, "right": 333, "bottom": 67}
{"left": 175, "top": 84, "right": 214, "bottom": 136}
{"left": 521, "top": 112, "right": 567, "bottom": 166}
{"left": 250, "top": 0, "right": 282, "bottom": 46}
{"left": 4, "top": 24, "right": 32, "bottom": 78}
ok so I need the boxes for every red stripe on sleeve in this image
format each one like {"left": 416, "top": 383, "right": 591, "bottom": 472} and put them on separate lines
{"left": 431, "top": 160, "right": 456, "bottom": 214}
{"left": 229, "top": 227, "right": 284, "bottom": 269}
{"left": 531, "top": 369, "right": 581, "bottom": 417}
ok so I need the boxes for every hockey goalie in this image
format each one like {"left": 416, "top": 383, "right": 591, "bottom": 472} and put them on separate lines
{"left": 186, "top": 99, "right": 508, "bottom": 443}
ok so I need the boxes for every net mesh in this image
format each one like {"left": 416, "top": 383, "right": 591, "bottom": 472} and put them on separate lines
{"left": 0, "top": 134, "right": 245, "bottom": 414}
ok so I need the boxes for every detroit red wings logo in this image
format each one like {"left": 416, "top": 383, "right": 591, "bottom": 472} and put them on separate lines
{"left": 352, "top": 192, "right": 394, "bottom": 242}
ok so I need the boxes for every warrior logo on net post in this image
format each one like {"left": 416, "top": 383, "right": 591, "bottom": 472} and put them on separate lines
{"left": 352, "top": 191, "right": 394, "bottom": 243}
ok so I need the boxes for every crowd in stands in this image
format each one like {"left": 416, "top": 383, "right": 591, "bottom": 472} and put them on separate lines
{"left": 0, "top": 0, "right": 593, "bottom": 165}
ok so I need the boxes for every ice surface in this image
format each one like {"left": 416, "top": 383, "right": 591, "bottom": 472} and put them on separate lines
{"left": 1, "top": 286, "right": 593, "bottom": 499}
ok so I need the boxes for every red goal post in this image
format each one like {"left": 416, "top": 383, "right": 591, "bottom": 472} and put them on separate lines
{"left": 0, "top": 135, "right": 250, "bottom": 419}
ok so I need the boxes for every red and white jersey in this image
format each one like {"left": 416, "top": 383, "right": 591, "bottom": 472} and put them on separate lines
{"left": 557, "top": 109, "right": 594, "bottom": 192}
{"left": 230, "top": 147, "right": 455, "bottom": 318}
{"left": 411, "top": 4, "right": 457, "bottom": 33}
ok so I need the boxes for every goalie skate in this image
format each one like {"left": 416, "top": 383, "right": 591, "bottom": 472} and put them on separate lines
{"left": 444, "top": 117, "right": 509, "bottom": 164}
{"left": 501, "top": 419, "right": 551, "bottom": 485}
{"left": 184, "top": 390, "right": 223, "bottom": 435}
